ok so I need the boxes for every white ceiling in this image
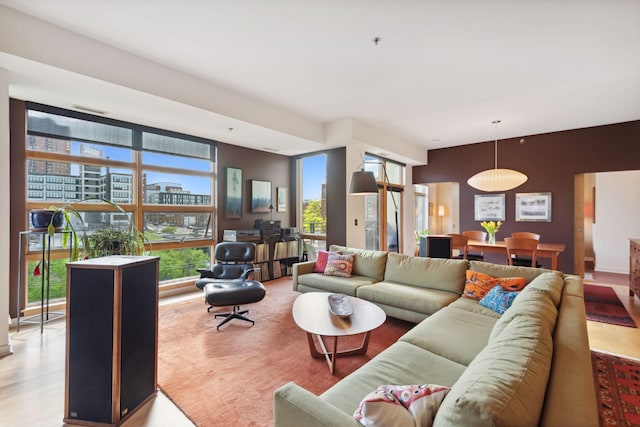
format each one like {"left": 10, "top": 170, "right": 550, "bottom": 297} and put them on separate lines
{"left": 1, "top": 0, "right": 639, "bottom": 159}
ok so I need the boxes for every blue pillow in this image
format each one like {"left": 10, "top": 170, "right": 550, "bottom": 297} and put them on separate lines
{"left": 479, "top": 285, "right": 519, "bottom": 314}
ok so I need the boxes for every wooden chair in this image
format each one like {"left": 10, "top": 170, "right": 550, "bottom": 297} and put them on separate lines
{"left": 511, "top": 232, "right": 540, "bottom": 240}
{"left": 447, "top": 233, "right": 469, "bottom": 260}
{"left": 510, "top": 232, "right": 542, "bottom": 267}
{"left": 462, "top": 230, "right": 487, "bottom": 261}
{"left": 505, "top": 237, "right": 539, "bottom": 267}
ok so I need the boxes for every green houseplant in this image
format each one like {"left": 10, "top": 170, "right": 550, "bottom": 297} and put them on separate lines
{"left": 34, "top": 198, "right": 146, "bottom": 260}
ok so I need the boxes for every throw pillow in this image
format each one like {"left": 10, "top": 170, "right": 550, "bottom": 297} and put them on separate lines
{"left": 313, "top": 250, "right": 341, "bottom": 273}
{"left": 353, "top": 384, "right": 451, "bottom": 427}
{"left": 324, "top": 253, "right": 355, "bottom": 278}
{"left": 463, "top": 271, "right": 527, "bottom": 301}
{"left": 479, "top": 285, "right": 520, "bottom": 314}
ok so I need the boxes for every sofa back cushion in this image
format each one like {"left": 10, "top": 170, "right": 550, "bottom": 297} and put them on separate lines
{"left": 329, "top": 245, "right": 388, "bottom": 281}
{"left": 434, "top": 314, "right": 553, "bottom": 427}
{"left": 384, "top": 253, "right": 468, "bottom": 294}
{"left": 469, "top": 260, "right": 553, "bottom": 284}
{"left": 488, "top": 272, "right": 561, "bottom": 342}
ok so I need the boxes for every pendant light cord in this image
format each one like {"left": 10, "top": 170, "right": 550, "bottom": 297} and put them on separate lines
{"left": 493, "top": 119, "right": 501, "bottom": 170}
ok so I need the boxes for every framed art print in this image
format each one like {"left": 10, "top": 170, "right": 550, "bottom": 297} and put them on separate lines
{"left": 224, "top": 167, "right": 242, "bottom": 219}
{"left": 251, "top": 180, "right": 272, "bottom": 213}
{"left": 474, "top": 194, "right": 506, "bottom": 221}
{"left": 516, "top": 192, "right": 552, "bottom": 222}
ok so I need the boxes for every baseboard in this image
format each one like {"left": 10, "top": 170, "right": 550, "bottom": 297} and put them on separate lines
{"left": 0, "top": 341, "right": 13, "bottom": 357}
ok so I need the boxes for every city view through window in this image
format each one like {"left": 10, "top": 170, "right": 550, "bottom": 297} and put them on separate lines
{"left": 24, "top": 107, "right": 215, "bottom": 305}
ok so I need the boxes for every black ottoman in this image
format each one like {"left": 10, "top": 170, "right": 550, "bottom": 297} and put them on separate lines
{"left": 203, "top": 280, "right": 266, "bottom": 330}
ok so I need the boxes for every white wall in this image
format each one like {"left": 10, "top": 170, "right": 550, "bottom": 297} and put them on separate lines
{"left": 593, "top": 170, "right": 640, "bottom": 274}
{"left": 0, "top": 68, "right": 11, "bottom": 356}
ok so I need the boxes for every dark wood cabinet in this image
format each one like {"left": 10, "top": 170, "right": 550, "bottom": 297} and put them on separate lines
{"left": 630, "top": 239, "right": 640, "bottom": 298}
{"left": 64, "top": 256, "right": 159, "bottom": 426}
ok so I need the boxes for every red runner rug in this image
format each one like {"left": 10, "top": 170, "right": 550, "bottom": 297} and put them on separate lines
{"left": 592, "top": 350, "right": 640, "bottom": 426}
{"left": 584, "top": 284, "right": 636, "bottom": 328}
{"left": 157, "top": 278, "right": 414, "bottom": 426}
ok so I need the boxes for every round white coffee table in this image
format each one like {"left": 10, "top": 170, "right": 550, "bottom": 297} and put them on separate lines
{"left": 292, "top": 292, "right": 386, "bottom": 374}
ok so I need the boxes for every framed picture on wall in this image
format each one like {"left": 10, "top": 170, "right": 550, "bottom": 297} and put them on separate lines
{"left": 474, "top": 194, "right": 506, "bottom": 221}
{"left": 224, "top": 167, "right": 242, "bottom": 219}
{"left": 251, "top": 180, "right": 272, "bottom": 213}
{"left": 277, "top": 187, "right": 287, "bottom": 212}
{"left": 515, "top": 192, "right": 552, "bottom": 222}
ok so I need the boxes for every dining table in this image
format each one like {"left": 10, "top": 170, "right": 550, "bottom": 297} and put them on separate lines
{"left": 466, "top": 239, "right": 566, "bottom": 270}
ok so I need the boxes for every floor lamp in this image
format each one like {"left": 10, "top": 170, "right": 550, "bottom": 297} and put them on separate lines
{"left": 438, "top": 205, "right": 445, "bottom": 234}
{"left": 348, "top": 163, "right": 400, "bottom": 253}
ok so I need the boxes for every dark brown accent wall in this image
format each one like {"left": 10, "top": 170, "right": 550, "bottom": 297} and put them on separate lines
{"left": 413, "top": 120, "right": 640, "bottom": 274}
{"left": 215, "top": 143, "right": 291, "bottom": 241}
{"left": 9, "top": 99, "right": 26, "bottom": 318}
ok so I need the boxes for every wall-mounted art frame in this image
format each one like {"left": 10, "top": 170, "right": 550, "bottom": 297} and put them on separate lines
{"left": 515, "top": 192, "right": 552, "bottom": 222}
{"left": 251, "top": 179, "right": 272, "bottom": 213}
{"left": 277, "top": 187, "right": 287, "bottom": 212}
{"left": 474, "top": 194, "right": 506, "bottom": 221}
{"left": 224, "top": 167, "right": 243, "bottom": 219}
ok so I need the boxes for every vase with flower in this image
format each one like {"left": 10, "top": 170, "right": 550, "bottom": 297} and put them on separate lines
{"left": 480, "top": 220, "right": 502, "bottom": 244}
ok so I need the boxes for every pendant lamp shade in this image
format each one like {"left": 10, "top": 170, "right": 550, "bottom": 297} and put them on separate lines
{"left": 349, "top": 170, "right": 379, "bottom": 194}
{"left": 467, "top": 168, "right": 528, "bottom": 192}
{"left": 467, "top": 120, "right": 528, "bottom": 192}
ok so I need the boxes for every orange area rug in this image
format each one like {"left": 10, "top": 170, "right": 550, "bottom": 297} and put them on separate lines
{"left": 157, "top": 278, "right": 413, "bottom": 426}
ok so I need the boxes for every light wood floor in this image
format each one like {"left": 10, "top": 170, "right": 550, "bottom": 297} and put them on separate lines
{"left": 2, "top": 273, "right": 639, "bottom": 426}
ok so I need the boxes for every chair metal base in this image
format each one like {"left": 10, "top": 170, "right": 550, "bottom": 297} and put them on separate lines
{"left": 209, "top": 305, "right": 255, "bottom": 330}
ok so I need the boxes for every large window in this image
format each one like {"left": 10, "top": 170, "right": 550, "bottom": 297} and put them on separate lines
{"left": 363, "top": 154, "right": 405, "bottom": 252}
{"left": 298, "top": 154, "right": 327, "bottom": 259}
{"left": 23, "top": 104, "right": 217, "bottom": 306}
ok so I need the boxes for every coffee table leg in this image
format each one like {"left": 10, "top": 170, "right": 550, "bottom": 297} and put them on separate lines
{"left": 306, "top": 331, "right": 372, "bottom": 374}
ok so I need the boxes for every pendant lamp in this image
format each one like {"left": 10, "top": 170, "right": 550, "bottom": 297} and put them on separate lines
{"left": 467, "top": 120, "right": 527, "bottom": 192}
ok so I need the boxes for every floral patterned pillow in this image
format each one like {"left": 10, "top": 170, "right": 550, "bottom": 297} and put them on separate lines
{"left": 313, "top": 250, "right": 341, "bottom": 273}
{"left": 479, "top": 285, "right": 520, "bottom": 314}
{"left": 463, "top": 271, "right": 526, "bottom": 301}
{"left": 324, "top": 253, "right": 354, "bottom": 278}
{"left": 353, "top": 384, "right": 451, "bottom": 426}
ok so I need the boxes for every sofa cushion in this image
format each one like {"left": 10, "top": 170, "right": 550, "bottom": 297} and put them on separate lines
{"left": 463, "top": 270, "right": 526, "bottom": 301}
{"left": 296, "top": 273, "right": 378, "bottom": 296}
{"left": 321, "top": 341, "right": 467, "bottom": 415}
{"left": 489, "top": 273, "right": 561, "bottom": 342}
{"left": 330, "top": 245, "right": 388, "bottom": 281}
{"left": 384, "top": 253, "right": 468, "bottom": 294}
{"left": 399, "top": 306, "right": 497, "bottom": 366}
{"left": 324, "top": 253, "right": 354, "bottom": 277}
{"left": 469, "top": 260, "right": 552, "bottom": 283}
{"left": 446, "top": 297, "right": 501, "bottom": 318}
{"left": 353, "top": 384, "right": 450, "bottom": 427}
{"left": 357, "top": 282, "right": 459, "bottom": 317}
{"left": 434, "top": 314, "right": 553, "bottom": 427}
{"left": 314, "top": 250, "right": 340, "bottom": 273}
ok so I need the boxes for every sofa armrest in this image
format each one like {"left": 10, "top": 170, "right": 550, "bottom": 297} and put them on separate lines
{"left": 274, "top": 382, "right": 360, "bottom": 427}
{"left": 292, "top": 261, "right": 317, "bottom": 291}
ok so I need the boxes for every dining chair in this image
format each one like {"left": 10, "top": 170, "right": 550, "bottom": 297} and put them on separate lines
{"left": 510, "top": 232, "right": 542, "bottom": 267}
{"left": 462, "top": 230, "right": 487, "bottom": 261}
{"left": 505, "top": 237, "right": 539, "bottom": 267}
{"left": 511, "top": 232, "right": 541, "bottom": 240}
{"left": 447, "top": 233, "right": 469, "bottom": 260}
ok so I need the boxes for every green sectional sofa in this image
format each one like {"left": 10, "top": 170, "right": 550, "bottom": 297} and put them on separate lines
{"left": 274, "top": 246, "right": 598, "bottom": 427}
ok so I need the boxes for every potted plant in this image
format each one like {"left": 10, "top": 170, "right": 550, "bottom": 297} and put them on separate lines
{"left": 85, "top": 228, "right": 145, "bottom": 257}
{"left": 84, "top": 199, "right": 146, "bottom": 258}
{"left": 29, "top": 205, "right": 88, "bottom": 261}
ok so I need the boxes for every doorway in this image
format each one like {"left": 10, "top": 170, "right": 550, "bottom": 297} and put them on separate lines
{"left": 575, "top": 170, "right": 640, "bottom": 279}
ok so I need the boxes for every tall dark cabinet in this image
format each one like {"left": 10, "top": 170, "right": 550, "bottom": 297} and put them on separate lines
{"left": 64, "top": 256, "right": 160, "bottom": 426}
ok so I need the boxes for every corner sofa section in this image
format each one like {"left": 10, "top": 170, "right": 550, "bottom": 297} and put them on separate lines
{"left": 278, "top": 246, "right": 598, "bottom": 427}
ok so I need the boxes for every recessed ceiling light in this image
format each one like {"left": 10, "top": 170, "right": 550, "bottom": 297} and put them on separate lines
{"left": 72, "top": 104, "right": 107, "bottom": 115}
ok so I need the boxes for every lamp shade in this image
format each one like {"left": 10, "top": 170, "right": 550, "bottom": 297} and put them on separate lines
{"left": 438, "top": 205, "right": 445, "bottom": 216}
{"left": 349, "top": 170, "right": 379, "bottom": 194}
{"left": 467, "top": 168, "right": 528, "bottom": 192}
